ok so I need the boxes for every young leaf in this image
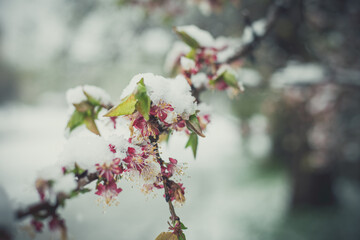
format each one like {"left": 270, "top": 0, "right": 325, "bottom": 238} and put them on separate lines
{"left": 84, "top": 116, "right": 100, "bottom": 135}
{"left": 104, "top": 94, "right": 137, "bottom": 117}
{"left": 223, "top": 71, "right": 240, "bottom": 90}
{"left": 73, "top": 101, "right": 92, "bottom": 113}
{"left": 186, "top": 114, "right": 205, "bottom": 137}
{"left": 185, "top": 48, "right": 197, "bottom": 60}
{"left": 155, "top": 232, "right": 178, "bottom": 240}
{"left": 178, "top": 232, "right": 186, "bottom": 240}
{"left": 83, "top": 90, "right": 101, "bottom": 106}
{"left": 67, "top": 110, "right": 85, "bottom": 132}
{"left": 135, "top": 79, "right": 151, "bottom": 121}
{"left": 185, "top": 132, "right": 198, "bottom": 158}
{"left": 174, "top": 28, "right": 200, "bottom": 49}
{"left": 180, "top": 222, "right": 188, "bottom": 230}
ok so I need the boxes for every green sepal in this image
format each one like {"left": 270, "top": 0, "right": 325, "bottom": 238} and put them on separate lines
{"left": 104, "top": 94, "right": 137, "bottom": 117}
{"left": 134, "top": 78, "right": 151, "bottom": 121}
{"left": 186, "top": 114, "right": 205, "bottom": 137}
{"left": 174, "top": 28, "right": 200, "bottom": 49}
{"left": 185, "top": 132, "right": 198, "bottom": 158}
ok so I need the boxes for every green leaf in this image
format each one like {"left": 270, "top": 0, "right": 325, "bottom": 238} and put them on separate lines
{"left": 84, "top": 115, "right": 100, "bottom": 135}
{"left": 104, "top": 94, "right": 137, "bottom": 117}
{"left": 210, "top": 70, "right": 240, "bottom": 90}
{"left": 83, "top": 90, "right": 101, "bottom": 106}
{"left": 174, "top": 28, "right": 200, "bottom": 49}
{"left": 186, "top": 114, "right": 205, "bottom": 137}
{"left": 135, "top": 78, "right": 151, "bottom": 121}
{"left": 185, "top": 48, "right": 197, "bottom": 60}
{"left": 73, "top": 101, "right": 92, "bottom": 113}
{"left": 223, "top": 71, "right": 240, "bottom": 90}
{"left": 74, "top": 163, "right": 85, "bottom": 175}
{"left": 67, "top": 110, "right": 85, "bottom": 132}
{"left": 180, "top": 222, "right": 188, "bottom": 230}
{"left": 178, "top": 232, "right": 186, "bottom": 240}
{"left": 185, "top": 132, "right": 198, "bottom": 158}
{"left": 69, "top": 188, "right": 90, "bottom": 199}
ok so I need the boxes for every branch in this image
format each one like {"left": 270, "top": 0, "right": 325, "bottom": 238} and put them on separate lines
{"left": 15, "top": 172, "right": 98, "bottom": 220}
{"left": 225, "top": 0, "right": 286, "bottom": 64}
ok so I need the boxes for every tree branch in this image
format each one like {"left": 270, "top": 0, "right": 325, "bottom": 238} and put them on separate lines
{"left": 15, "top": 172, "right": 98, "bottom": 220}
{"left": 225, "top": 0, "right": 286, "bottom": 64}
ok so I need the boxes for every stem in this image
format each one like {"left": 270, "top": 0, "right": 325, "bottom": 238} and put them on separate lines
{"left": 150, "top": 136, "right": 180, "bottom": 223}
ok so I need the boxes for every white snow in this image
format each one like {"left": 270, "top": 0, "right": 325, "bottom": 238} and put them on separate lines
{"left": 66, "top": 85, "right": 111, "bottom": 106}
{"left": 270, "top": 62, "right": 325, "bottom": 88}
{"left": 237, "top": 68, "right": 262, "bottom": 87}
{"left": 120, "top": 73, "right": 197, "bottom": 120}
{"left": 140, "top": 28, "right": 172, "bottom": 55}
{"left": 53, "top": 174, "right": 77, "bottom": 194}
{"left": 164, "top": 41, "right": 191, "bottom": 73}
{"left": 175, "top": 25, "right": 215, "bottom": 47}
{"left": 37, "top": 164, "right": 64, "bottom": 180}
{"left": 59, "top": 133, "right": 114, "bottom": 172}
{"left": 217, "top": 64, "right": 239, "bottom": 77}
{"left": 191, "top": 72, "right": 208, "bottom": 88}
{"left": 180, "top": 56, "right": 196, "bottom": 71}
{"left": 242, "top": 19, "right": 267, "bottom": 44}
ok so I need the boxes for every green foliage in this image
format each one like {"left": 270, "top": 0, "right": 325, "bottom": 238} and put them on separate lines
{"left": 174, "top": 28, "right": 200, "bottom": 49}
{"left": 135, "top": 78, "right": 151, "bottom": 121}
{"left": 178, "top": 232, "right": 186, "bottom": 240}
{"left": 210, "top": 70, "right": 240, "bottom": 90}
{"left": 180, "top": 222, "right": 188, "bottom": 230}
{"left": 104, "top": 78, "right": 151, "bottom": 121}
{"left": 186, "top": 114, "right": 205, "bottom": 137}
{"left": 185, "top": 132, "right": 198, "bottom": 158}
{"left": 66, "top": 91, "right": 105, "bottom": 135}
{"left": 104, "top": 94, "right": 137, "bottom": 117}
{"left": 69, "top": 188, "right": 91, "bottom": 199}
{"left": 67, "top": 110, "right": 85, "bottom": 132}
{"left": 223, "top": 71, "right": 240, "bottom": 90}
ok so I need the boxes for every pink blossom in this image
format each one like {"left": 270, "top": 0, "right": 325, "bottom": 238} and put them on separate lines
{"left": 109, "top": 144, "right": 116, "bottom": 153}
{"left": 123, "top": 147, "right": 148, "bottom": 173}
{"left": 132, "top": 115, "right": 159, "bottom": 138}
{"left": 95, "top": 158, "right": 122, "bottom": 182}
{"left": 95, "top": 180, "right": 123, "bottom": 205}
{"left": 31, "top": 219, "right": 44, "bottom": 232}
{"left": 150, "top": 101, "right": 174, "bottom": 123}
{"left": 48, "top": 216, "right": 65, "bottom": 231}
{"left": 110, "top": 117, "right": 117, "bottom": 129}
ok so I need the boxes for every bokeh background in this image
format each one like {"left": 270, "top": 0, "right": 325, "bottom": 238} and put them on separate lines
{"left": 1, "top": 0, "right": 360, "bottom": 239}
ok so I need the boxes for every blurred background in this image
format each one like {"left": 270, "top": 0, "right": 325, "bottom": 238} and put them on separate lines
{"left": 0, "top": 0, "right": 360, "bottom": 239}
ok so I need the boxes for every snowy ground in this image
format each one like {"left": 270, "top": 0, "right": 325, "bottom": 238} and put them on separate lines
{"left": 0, "top": 103, "right": 289, "bottom": 240}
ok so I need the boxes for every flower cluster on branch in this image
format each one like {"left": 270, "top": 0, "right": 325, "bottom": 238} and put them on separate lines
{"left": 13, "top": 2, "right": 283, "bottom": 237}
